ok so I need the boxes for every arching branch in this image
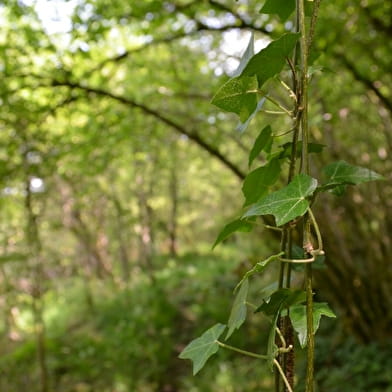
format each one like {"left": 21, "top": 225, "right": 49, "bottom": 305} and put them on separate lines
{"left": 339, "top": 53, "right": 392, "bottom": 113}
{"left": 51, "top": 79, "right": 246, "bottom": 180}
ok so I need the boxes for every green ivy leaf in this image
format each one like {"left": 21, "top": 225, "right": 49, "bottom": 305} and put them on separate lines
{"left": 236, "top": 97, "right": 266, "bottom": 133}
{"left": 260, "top": 0, "right": 296, "bottom": 21}
{"left": 226, "top": 278, "right": 249, "bottom": 340}
{"left": 242, "top": 158, "right": 281, "bottom": 206}
{"left": 242, "top": 33, "right": 300, "bottom": 88}
{"left": 320, "top": 160, "right": 384, "bottom": 193}
{"left": 235, "top": 252, "right": 284, "bottom": 292}
{"left": 232, "top": 33, "right": 254, "bottom": 77}
{"left": 179, "top": 323, "right": 226, "bottom": 375}
{"left": 289, "top": 303, "right": 336, "bottom": 348}
{"left": 211, "top": 75, "right": 258, "bottom": 122}
{"left": 248, "top": 125, "right": 273, "bottom": 168}
{"left": 256, "top": 288, "right": 306, "bottom": 315}
{"left": 243, "top": 174, "right": 318, "bottom": 226}
{"left": 257, "top": 288, "right": 306, "bottom": 368}
{"left": 212, "top": 219, "right": 253, "bottom": 249}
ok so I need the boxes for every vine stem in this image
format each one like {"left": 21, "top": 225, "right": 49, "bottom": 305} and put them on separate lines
{"left": 298, "top": 0, "right": 315, "bottom": 391}
{"left": 216, "top": 341, "right": 293, "bottom": 392}
{"left": 216, "top": 341, "right": 267, "bottom": 360}
{"left": 258, "top": 91, "right": 294, "bottom": 117}
{"left": 274, "top": 359, "right": 294, "bottom": 392}
{"left": 308, "top": 208, "right": 323, "bottom": 251}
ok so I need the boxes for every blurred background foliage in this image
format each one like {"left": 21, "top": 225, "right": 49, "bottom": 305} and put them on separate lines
{"left": 0, "top": 0, "right": 391, "bottom": 391}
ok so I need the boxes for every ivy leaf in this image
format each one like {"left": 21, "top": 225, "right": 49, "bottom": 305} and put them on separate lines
{"left": 212, "top": 219, "right": 254, "bottom": 249}
{"left": 256, "top": 288, "right": 306, "bottom": 315}
{"left": 248, "top": 125, "right": 273, "bottom": 168}
{"left": 226, "top": 279, "right": 249, "bottom": 340}
{"left": 320, "top": 160, "right": 384, "bottom": 193}
{"left": 179, "top": 323, "right": 226, "bottom": 375}
{"left": 232, "top": 33, "right": 254, "bottom": 77}
{"left": 235, "top": 252, "right": 284, "bottom": 292}
{"left": 242, "top": 158, "right": 281, "bottom": 206}
{"left": 289, "top": 303, "right": 336, "bottom": 348}
{"left": 257, "top": 288, "right": 306, "bottom": 368}
{"left": 236, "top": 97, "right": 266, "bottom": 133}
{"left": 260, "top": 0, "right": 296, "bottom": 21}
{"left": 211, "top": 75, "right": 258, "bottom": 122}
{"left": 243, "top": 174, "right": 318, "bottom": 226}
{"left": 242, "top": 33, "right": 300, "bottom": 88}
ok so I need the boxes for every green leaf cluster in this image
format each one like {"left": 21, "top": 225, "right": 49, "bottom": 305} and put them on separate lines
{"left": 212, "top": 33, "right": 299, "bottom": 123}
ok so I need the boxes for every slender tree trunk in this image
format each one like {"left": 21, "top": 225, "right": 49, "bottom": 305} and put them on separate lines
{"left": 24, "top": 175, "right": 49, "bottom": 392}
{"left": 169, "top": 151, "right": 179, "bottom": 257}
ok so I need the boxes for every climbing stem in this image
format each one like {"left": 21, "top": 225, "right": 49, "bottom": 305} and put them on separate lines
{"left": 259, "top": 92, "right": 294, "bottom": 117}
{"left": 298, "top": 0, "right": 315, "bottom": 390}
{"left": 305, "top": 263, "right": 314, "bottom": 392}
{"left": 274, "top": 359, "right": 294, "bottom": 392}
{"left": 216, "top": 341, "right": 267, "bottom": 360}
{"left": 308, "top": 208, "right": 323, "bottom": 251}
{"left": 299, "top": 0, "right": 309, "bottom": 175}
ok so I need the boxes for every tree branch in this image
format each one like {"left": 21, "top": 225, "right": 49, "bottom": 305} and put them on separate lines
{"left": 338, "top": 53, "right": 392, "bottom": 113}
{"left": 51, "top": 79, "right": 246, "bottom": 180}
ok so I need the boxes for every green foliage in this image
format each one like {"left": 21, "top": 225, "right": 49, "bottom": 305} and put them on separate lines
{"left": 320, "top": 160, "right": 384, "bottom": 194}
{"left": 226, "top": 278, "right": 249, "bottom": 340}
{"left": 0, "top": 0, "right": 390, "bottom": 391}
{"left": 235, "top": 252, "right": 284, "bottom": 292}
{"left": 257, "top": 289, "right": 306, "bottom": 316}
{"left": 309, "top": 337, "right": 392, "bottom": 392}
{"left": 248, "top": 125, "right": 273, "bottom": 168}
{"left": 237, "top": 97, "right": 267, "bottom": 133}
{"left": 179, "top": 323, "right": 226, "bottom": 375}
{"left": 257, "top": 289, "right": 306, "bottom": 368}
{"left": 212, "top": 219, "right": 254, "bottom": 249}
{"left": 232, "top": 33, "right": 255, "bottom": 78}
{"left": 183, "top": 0, "right": 385, "bottom": 387}
{"left": 241, "top": 33, "right": 300, "bottom": 87}
{"left": 260, "top": 0, "right": 296, "bottom": 21}
{"left": 243, "top": 174, "right": 318, "bottom": 226}
{"left": 289, "top": 303, "right": 336, "bottom": 348}
{"left": 211, "top": 76, "right": 258, "bottom": 122}
{"left": 278, "top": 142, "right": 325, "bottom": 159}
{"left": 242, "top": 158, "right": 281, "bottom": 206}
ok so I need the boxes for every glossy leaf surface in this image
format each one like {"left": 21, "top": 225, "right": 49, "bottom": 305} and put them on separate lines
{"left": 243, "top": 174, "right": 318, "bottom": 226}
{"left": 322, "top": 160, "right": 383, "bottom": 188}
